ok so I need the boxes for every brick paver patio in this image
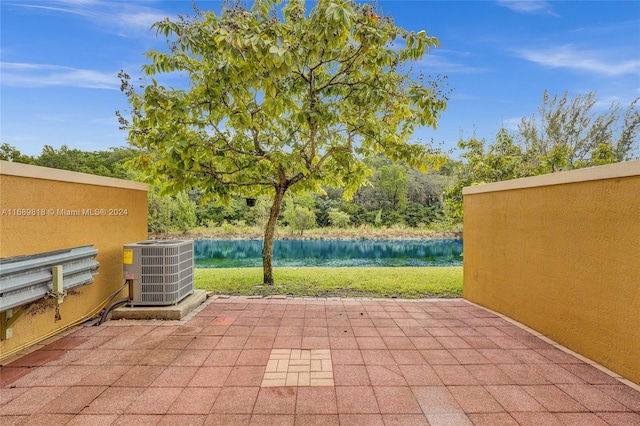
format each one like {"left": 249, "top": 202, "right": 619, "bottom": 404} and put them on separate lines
{"left": 1, "top": 296, "right": 639, "bottom": 425}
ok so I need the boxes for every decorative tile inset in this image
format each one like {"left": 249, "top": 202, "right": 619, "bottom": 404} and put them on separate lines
{"left": 261, "top": 349, "right": 334, "bottom": 387}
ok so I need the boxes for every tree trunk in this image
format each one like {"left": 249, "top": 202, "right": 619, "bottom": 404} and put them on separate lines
{"left": 263, "top": 185, "right": 286, "bottom": 285}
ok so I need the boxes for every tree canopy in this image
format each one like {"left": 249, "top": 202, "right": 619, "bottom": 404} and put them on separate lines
{"left": 519, "top": 90, "right": 639, "bottom": 173}
{"left": 444, "top": 129, "right": 526, "bottom": 221}
{"left": 119, "top": 0, "right": 449, "bottom": 284}
{"left": 445, "top": 91, "right": 640, "bottom": 219}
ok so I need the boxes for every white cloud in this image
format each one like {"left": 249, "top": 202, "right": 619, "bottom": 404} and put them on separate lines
{"left": 384, "top": 39, "right": 484, "bottom": 74}
{"left": 1, "top": 62, "right": 118, "bottom": 89}
{"left": 12, "top": 0, "right": 167, "bottom": 35}
{"left": 418, "top": 54, "right": 486, "bottom": 74}
{"left": 496, "top": 0, "right": 556, "bottom": 16}
{"left": 513, "top": 45, "right": 640, "bottom": 76}
{"left": 118, "top": 11, "right": 167, "bottom": 30}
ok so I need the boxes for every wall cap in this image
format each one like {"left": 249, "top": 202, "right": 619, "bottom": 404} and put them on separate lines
{"left": 463, "top": 159, "right": 640, "bottom": 195}
{"left": 0, "top": 161, "right": 148, "bottom": 191}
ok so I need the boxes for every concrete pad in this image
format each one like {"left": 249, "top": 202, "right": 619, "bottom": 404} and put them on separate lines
{"left": 111, "top": 290, "right": 207, "bottom": 320}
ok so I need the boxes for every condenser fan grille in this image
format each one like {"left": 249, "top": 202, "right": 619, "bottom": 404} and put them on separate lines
{"left": 123, "top": 240, "right": 194, "bottom": 306}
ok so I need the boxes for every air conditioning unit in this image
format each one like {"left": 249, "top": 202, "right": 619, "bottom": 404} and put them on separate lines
{"left": 123, "top": 240, "right": 194, "bottom": 306}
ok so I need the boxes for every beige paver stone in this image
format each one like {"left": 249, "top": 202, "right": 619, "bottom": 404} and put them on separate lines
{"left": 261, "top": 348, "right": 334, "bottom": 387}
{"left": 290, "top": 365, "right": 313, "bottom": 372}
{"left": 263, "top": 372, "right": 287, "bottom": 380}
{"left": 271, "top": 353, "right": 291, "bottom": 360}
{"left": 290, "top": 359, "right": 312, "bottom": 366}
{"left": 266, "top": 360, "right": 279, "bottom": 373}
{"left": 277, "top": 360, "right": 289, "bottom": 372}
{"left": 286, "top": 373, "right": 299, "bottom": 386}
{"left": 298, "top": 372, "right": 310, "bottom": 386}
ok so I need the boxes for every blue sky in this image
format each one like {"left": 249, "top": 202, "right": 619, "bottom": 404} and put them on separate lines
{"left": 1, "top": 0, "right": 639, "bottom": 157}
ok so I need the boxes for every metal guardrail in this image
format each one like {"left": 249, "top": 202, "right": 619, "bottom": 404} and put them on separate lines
{"left": 0, "top": 245, "right": 99, "bottom": 313}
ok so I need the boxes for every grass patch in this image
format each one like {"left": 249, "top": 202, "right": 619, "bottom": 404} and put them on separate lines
{"left": 195, "top": 266, "right": 463, "bottom": 299}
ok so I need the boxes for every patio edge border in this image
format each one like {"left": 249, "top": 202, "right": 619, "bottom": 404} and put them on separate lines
{"left": 463, "top": 299, "right": 640, "bottom": 392}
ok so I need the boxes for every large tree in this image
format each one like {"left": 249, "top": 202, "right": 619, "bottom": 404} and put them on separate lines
{"left": 118, "top": 0, "right": 448, "bottom": 284}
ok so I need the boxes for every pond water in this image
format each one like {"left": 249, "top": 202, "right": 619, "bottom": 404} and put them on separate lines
{"left": 194, "top": 239, "right": 463, "bottom": 268}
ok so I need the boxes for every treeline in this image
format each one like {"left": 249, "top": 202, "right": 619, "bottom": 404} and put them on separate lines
{"left": 188, "top": 155, "right": 455, "bottom": 234}
{"left": 0, "top": 144, "right": 138, "bottom": 180}
{"left": 0, "top": 142, "right": 453, "bottom": 233}
{"left": 2, "top": 90, "right": 638, "bottom": 233}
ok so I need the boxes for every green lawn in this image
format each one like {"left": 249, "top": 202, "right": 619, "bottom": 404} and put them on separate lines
{"left": 195, "top": 266, "right": 463, "bottom": 299}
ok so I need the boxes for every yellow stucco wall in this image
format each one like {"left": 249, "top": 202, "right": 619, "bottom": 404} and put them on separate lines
{"left": 0, "top": 161, "right": 148, "bottom": 361}
{"left": 463, "top": 160, "right": 640, "bottom": 384}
